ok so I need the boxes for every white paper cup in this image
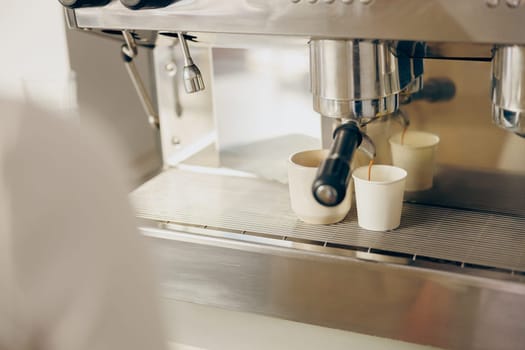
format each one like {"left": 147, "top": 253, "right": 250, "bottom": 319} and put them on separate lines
{"left": 389, "top": 131, "right": 440, "bottom": 191}
{"left": 288, "top": 150, "right": 352, "bottom": 225}
{"left": 352, "top": 165, "right": 407, "bottom": 231}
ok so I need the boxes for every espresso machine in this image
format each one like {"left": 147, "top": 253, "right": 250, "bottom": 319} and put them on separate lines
{"left": 60, "top": 1, "right": 525, "bottom": 349}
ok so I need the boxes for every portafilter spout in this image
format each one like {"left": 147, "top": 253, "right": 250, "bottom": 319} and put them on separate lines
{"left": 491, "top": 45, "right": 525, "bottom": 137}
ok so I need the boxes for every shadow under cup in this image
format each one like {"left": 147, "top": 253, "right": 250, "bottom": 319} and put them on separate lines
{"left": 288, "top": 150, "right": 352, "bottom": 225}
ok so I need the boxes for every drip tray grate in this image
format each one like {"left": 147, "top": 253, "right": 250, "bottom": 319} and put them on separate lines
{"left": 131, "top": 168, "right": 525, "bottom": 273}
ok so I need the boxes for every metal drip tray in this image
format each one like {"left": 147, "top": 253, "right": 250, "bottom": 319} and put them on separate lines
{"left": 134, "top": 167, "right": 525, "bottom": 349}
{"left": 131, "top": 167, "right": 525, "bottom": 274}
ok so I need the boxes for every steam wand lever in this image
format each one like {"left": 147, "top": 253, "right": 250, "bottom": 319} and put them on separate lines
{"left": 121, "top": 30, "right": 159, "bottom": 129}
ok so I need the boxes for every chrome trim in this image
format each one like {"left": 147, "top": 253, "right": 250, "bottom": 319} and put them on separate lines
{"left": 121, "top": 30, "right": 160, "bottom": 128}
{"left": 64, "top": 8, "right": 79, "bottom": 29}
{"left": 491, "top": 45, "right": 525, "bottom": 135}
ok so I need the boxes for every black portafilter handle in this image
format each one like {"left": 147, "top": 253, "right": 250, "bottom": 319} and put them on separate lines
{"left": 412, "top": 77, "right": 456, "bottom": 103}
{"left": 312, "top": 123, "right": 363, "bottom": 207}
{"left": 58, "top": 0, "right": 111, "bottom": 8}
{"left": 120, "top": 0, "right": 175, "bottom": 9}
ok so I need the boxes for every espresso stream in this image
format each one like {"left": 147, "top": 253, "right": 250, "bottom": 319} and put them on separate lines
{"left": 401, "top": 125, "right": 409, "bottom": 145}
{"left": 368, "top": 159, "right": 374, "bottom": 181}
{"left": 368, "top": 125, "right": 409, "bottom": 181}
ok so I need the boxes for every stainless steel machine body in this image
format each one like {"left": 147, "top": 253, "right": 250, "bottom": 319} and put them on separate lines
{"left": 492, "top": 45, "right": 525, "bottom": 136}
{"left": 61, "top": 1, "right": 525, "bottom": 349}
{"left": 310, "top": 39, "right": 401, "bottom": 119}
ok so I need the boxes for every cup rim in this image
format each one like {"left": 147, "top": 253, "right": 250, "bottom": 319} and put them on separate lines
{"left": 389, "top": 130, "right": 440, "bottom": 149}
{"left": 352, "top": 165, "right": 407, "bottom": 185}
{"left": 288, "top": 149, "right": 329, "bottom": 168}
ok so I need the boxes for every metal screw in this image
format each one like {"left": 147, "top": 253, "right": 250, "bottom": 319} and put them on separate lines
{"left": 171, "top": 137, "right": 181, "bottom": 145}
{"left": 506, "top": 0, "right": 521, "bottom": 7}
{"left": 165, "top": 62, "right": 177, "bottom": 77}
{"left": 486, "top": 0, "right": 500, "bottom": 7}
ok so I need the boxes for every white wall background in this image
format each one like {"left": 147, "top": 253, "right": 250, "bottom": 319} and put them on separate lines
{"left": 0, "top": 1, "right": 75, "bottom": 112}
{"left": 0, "top": 1, "right": 161, "bottom": 185}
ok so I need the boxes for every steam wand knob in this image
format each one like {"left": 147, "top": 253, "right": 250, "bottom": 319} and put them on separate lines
{"left": 177, "top": 33, "right": 205, "bottom": 94}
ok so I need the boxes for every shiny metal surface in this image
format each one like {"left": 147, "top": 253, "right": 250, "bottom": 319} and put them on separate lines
{"left": 310, "top": 40, "right": 400, "bottom": 119}
{"left": 315, "top": 93, "right": 400, "bottom": 120}
{"left": 63, "top": 8, "right": 78, "bottom": 29}
{"left": 72, "top": 0, "right": 525, "bottom": 45}
{"left": 491, "top": 45, "right": 525, "bottom": 135}
{"left": 397, "top": 41, "right": 425, "bottom": 102}
{"left": 117, "top": 34, "right": 501, "bottom": 63}
{"left": 314, "top": 185, "right": 338, "bottom": 206}
{"left": 131, "top": 168, "right": 525, "bottom": 272}
{"left": 141, "top": 222, "right": 525, "bottom": 350}
{"left": 122, "top": 29, "right": 138, "bottom": 56}
{"left": 121, "top": 30, "right": 159, "bottom": 128}
{"left": 124, "top": 58, "right": 159, "bottom": 128}
{"left": 75, "top": 28, "right": 495, "bottom": 61}
{"left": 177, "top": 33, "right": 205, "bottom": 94}
{"left": 357, "top": 132, "right": 376, "bottom": 159}
{"left": 492, "top": 105, "right": 525, "bottom": 137}
{"left": 401, "top": 76, "right": 424, "bottom": 103}
{"left": 390, "top": 109, "right": 410, "bottom": 130}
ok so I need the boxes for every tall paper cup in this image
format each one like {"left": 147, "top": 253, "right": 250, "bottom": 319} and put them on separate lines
{"left": 389, "top": 131, "right": 440, "bottom": 191}
{"left": 352, "top": 165, "right": 407, "bottom": 231}
{"left": 288, "top": 150, "right": 352, "bottom": 225}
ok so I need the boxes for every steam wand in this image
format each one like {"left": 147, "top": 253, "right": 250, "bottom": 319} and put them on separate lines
{"left": 121, "top": 30, "right": 159, "bottom": 129}
{"left": 177, "top": 33, "right": 205, "bottom": 94}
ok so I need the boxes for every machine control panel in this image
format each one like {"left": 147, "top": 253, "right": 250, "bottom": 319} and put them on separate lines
{"left": 120, "top": 0, "right": 175, "bottom": 9}
{"left": 58, "top": 0, "right": 110, "bottom": 8}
